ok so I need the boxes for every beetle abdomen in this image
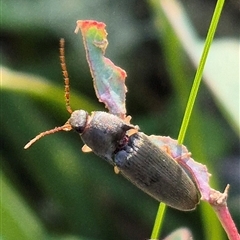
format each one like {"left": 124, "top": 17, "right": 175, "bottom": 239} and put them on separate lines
{"left": 114, "top": 132, "right": 200, "bottom": 211}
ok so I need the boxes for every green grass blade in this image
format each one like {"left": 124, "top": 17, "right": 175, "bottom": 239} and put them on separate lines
{"left": 150, "top": 0, "right": 225, "bottom": 238}
{"left": 177, "top": 0, "right": 225, "bottom": 145}
{"left": 150, "top": 203, "right": 167, "bottom": 239}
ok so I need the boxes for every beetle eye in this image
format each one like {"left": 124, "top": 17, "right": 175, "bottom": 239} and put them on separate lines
{"left": 69, "top": 110, "right": 88, "bottom": 134}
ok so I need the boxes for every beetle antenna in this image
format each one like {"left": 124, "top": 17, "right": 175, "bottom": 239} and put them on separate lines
{"left": 24, "top": 40, "right": 74, "bottom": 150}
{"left": 59, "top": 38, "right": 72, "bottom": 114}
{"left": 24, "top": 123, "right": 72, "bottom": 149}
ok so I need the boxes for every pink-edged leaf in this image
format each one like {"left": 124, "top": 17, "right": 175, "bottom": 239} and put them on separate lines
{"left": 149, "top": 135, "right": 211, "bottom": 201}
{"left": 75, "top": 20, "right": 127, "bottom": 119}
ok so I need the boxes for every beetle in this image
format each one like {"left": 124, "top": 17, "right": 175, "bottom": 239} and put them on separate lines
{"left": 24, "top": 20, "right": 201, "bottom": 211}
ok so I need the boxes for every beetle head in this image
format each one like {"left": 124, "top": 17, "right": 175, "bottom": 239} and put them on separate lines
{"left": 69, "top": 110, "right": 88, "bottom": 134}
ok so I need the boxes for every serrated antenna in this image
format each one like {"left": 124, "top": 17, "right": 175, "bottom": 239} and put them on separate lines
{"left": 24, "top": 39, "right": 73, "bottom": 149}
{"left": 59, "top": 38, "right": 72, "bottom": 114}
{"left": 24, "top": 124, "right": 72, "bottom": 149}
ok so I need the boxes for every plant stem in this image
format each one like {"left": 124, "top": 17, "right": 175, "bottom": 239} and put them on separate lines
{"left": 150, "top": 203, "right": 166, "bottom": 239}
{"left": 150, "top": 0, "right": 225, "bottom": 238}
{"left": 177, "top": 0, "right": 225, "bottom": 144}
{"left": 209, "top": 185, "right": 240, "bottom": 240}
{"left": 214, "top": 206, "right": 240, "bottom": 240}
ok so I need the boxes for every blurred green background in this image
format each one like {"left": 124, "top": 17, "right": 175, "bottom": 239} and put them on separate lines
{"left": 1, "top": 0, "right": 239, "bottom": 240}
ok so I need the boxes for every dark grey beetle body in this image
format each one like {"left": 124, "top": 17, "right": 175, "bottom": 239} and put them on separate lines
{"left": 69, "top": 110, "right": 200, "bottom": 211}
{"left": 115, "top": 133, "right": 200, "bottom": 210}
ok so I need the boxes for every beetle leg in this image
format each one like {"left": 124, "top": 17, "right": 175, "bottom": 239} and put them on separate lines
{"left": 161, "top": 145, "right": 172, "bottom": 156}
{"left": 174, "top": 152, "right": 192, "bottom": 162}
{"left": 114, "top": 166, "right": 120, "bottom": 174}
{"left": 82, "top": 144, "right": 92, "bottom": 152}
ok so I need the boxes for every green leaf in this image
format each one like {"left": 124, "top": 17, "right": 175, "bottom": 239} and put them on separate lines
{"left": 1, "top": 167, "right": 47, "bottom": 240}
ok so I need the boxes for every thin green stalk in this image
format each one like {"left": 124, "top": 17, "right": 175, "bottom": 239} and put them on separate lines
{"left": 177, "top": 0, "right": 225, "bottom": 144}
{"left": 150, "top": 0, "right": 225, "bottom": 238}
{"left": 150, "top": 203, "right": 167, "bottom": 239}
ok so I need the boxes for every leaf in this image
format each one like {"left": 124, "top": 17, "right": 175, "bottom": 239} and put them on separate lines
{"left": 1, "top": 168, "right": 47, "bottom": 240}
{"left": 75, "top": 20, "right": 127, "bottom": 119}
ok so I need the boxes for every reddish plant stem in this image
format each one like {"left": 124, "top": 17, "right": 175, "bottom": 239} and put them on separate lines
{"left": 209, "top": 185, "right": 240, "bottom": 240}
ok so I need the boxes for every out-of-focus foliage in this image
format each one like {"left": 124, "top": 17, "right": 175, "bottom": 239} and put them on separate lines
{"left": 1, "top": 0, "right": 239, "bottom": 240}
